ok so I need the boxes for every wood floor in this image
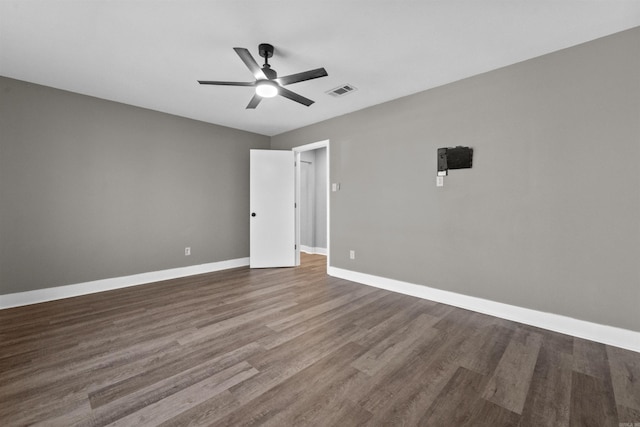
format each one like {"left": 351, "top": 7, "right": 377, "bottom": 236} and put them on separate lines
{"left": 1, "top": 253, "right": 639, "bottom": 426}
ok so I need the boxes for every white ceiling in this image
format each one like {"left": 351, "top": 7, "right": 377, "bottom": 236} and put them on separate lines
{"left": 1, "top": 1, "right": 639, "bottom": 136}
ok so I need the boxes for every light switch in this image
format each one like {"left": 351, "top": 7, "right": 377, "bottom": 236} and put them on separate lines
{"left": 436, "top": 176, "right": 444, "bottom": 187}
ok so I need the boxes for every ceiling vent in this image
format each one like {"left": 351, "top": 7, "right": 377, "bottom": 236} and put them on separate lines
{"left": 326, "top": 84, "right": 357, "bottom": 97}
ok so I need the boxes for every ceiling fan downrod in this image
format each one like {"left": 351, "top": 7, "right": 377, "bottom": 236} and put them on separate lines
{"left": 259, "top": 43, "right": 276, "bottom": 80}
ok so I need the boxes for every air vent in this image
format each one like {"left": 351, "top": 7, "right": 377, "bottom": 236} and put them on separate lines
{"left": 326, "top": 84, "right": 357, "bottom": 97}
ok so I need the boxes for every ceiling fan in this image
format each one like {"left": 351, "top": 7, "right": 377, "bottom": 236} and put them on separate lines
{"left": 198, "top": 43, "right": 328, "bottom": 109}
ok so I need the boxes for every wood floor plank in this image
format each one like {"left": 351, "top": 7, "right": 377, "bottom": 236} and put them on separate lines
{"left": 265, "top": 285, "right": 376, "bottom": 332}
{"left": 256, "top": 289, "right": 386, "bottom": 350}
{"left": 419, "top": 365, "right": 521, "bottom": 427}
{"left": 1, "top": 329, "right": 184, "bottom": 395}
{"left": 2, "top": 391, "right": 90, "bottom": 426}
{"left": 518, "top": 337, "right": 573, "bottom": 426}
{"left": 216, "top": 341, "right": 366, "bottom": 426}
{"left": 0, "top": 340, "right": 182, "bottom": 421}
{"left": 574, "top": 338, "right": 610, "bottom": 380}
{"left": 569, "top": 371, "right": 619, "bottom": 427}
{"left": 607, "top": 345, "right": 640, "bottom": 412}
{"left": 356, "top": 324, "right": 469, "bottom": 422}
{"left": 87, "top": 327, "right": 270, "bottom": 409}
{"left": 352, "top": 291, "right": 422, "bottom": 330}
{"left": 353, "top": 297, "right": 442, "bottom": 348}
{"left": 1, "top": 253, "right": 638, "bottom": 426}
{"left": 87, "top": 342, "right": 264, "bottom": 424}
{"left": 458, "top": 323, "right": 514, "bottom": 376}
{"left": 368, "top": 327, "right": 487, "bottom": 426}
{"left": 418, "top": 366, "right": 487, "bottom": 425}
{"left": 158, "top": 390, "right": 241, "bottom": 427}
{"left": 616, "top": 405, "right": 640, "bottom": 426}
{"left": 103, "top": 361, "right": 258, "bottom": 427}
{"left": 462, "top": 398, "right": 521, "bottom": 427}
{"left": 178, "top": 298, "right": 296, "bottom": 344}
{"left": 229, "top": 320, "right": 367, "bottom": 405}
{"left": 351, "top": 313, "right": 439, "bottom": 376}
{"left": 31, "top": 400, "right": 93, "bottom": 427}
{"left": 482, "top": 330, "right": 543, "bottom": 414}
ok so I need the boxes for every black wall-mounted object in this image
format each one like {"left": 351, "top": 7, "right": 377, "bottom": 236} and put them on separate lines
{"left": 437, "top": 146, "right": 473, "bottom": 175}
{"left": 437, "top": 148, "right": 448, "bottom": 175}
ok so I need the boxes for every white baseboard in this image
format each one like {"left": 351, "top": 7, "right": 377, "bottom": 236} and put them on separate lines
{"left": 328, "top": 266, "right": 640, "bottom": 353}
{"left": 300, "top": 245, "right": 327, "bottom": 256}
{"left": 0, "top": 257, "right": 250, "bottom": 310}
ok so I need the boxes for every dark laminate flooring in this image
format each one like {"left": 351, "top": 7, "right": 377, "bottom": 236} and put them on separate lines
{"left": 1, "top": 253, "right": 639, "bottom": 426}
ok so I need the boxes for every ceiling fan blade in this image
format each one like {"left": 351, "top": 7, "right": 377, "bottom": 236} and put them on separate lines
{"left": 198, "top": 80, "right": 255, "bottom": 86}
{"left": 246, "top": 94, "right": 262, "bottom": 109}
{"left": 277, "top": 68, "right": 328, "bottom": 86}
{"left": 234, "top": 47, "right": 267, "bottom": 80}
{"left": 278, "top": 87, "right": 314, "bottom": 107}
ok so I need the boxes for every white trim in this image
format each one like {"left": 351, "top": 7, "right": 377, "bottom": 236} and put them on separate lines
{"left": 300, "top": 245, "right": 328, "bottom": 256}
{"left": 0, "top": 258, "right": 249, "bottom": 310}
{"left": 328, "top": 266, "right": 640, "bottom": 353}
{"left": 293, "top": 140, "right": 329, "bottom": 152}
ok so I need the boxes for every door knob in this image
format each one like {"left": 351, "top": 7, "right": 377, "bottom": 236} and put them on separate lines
{"left": 251, "top": 212, "right": 256, "bottom": 217}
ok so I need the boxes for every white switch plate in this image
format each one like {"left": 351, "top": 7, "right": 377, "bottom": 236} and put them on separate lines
{"left": 332, "top": 183, "right": 341, "bottom": 192}
{"left": 436, "top": 176, "right": 444, "bottom": 187}
{"left": 349, "top": 250, "right": 355, "bottom": 260}
{"left": 185, "top": 247, "right": 191, "bottom": 256}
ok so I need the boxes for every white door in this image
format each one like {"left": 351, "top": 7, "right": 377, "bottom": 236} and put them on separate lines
{"left": 250, "top": 149, "right": 295, "bottom": 268}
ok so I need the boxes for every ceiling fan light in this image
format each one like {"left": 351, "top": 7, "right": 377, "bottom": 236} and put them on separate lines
{"left": 256, "top": 81, "right": 278, "bottom": 98}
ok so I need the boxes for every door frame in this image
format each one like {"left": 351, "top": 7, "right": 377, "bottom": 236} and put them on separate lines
{"left": 292, "top": 140, "right": 330, "bottom": 267}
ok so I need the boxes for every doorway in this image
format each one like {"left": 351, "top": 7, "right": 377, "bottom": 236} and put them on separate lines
{"left": 293, "top": 140, "right": 329, "bottom": 268}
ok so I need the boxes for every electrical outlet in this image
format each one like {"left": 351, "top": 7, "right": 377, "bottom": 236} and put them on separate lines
{"left": 349, "top": 250, "right": 355, "bottom": 260}
{"left": 185, "top": 247, "right": 191, "bottom": 256}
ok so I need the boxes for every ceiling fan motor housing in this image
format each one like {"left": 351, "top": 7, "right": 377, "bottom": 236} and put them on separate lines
{"left": 258, "top": 43, "right": 274, "bottom": 59}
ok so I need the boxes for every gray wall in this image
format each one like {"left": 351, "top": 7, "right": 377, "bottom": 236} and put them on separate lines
{"left": 272, "top": 27, "right": 640, "bottom": 332}
{"left": 0, "top": 76, "right": 270, "bottom": 295}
